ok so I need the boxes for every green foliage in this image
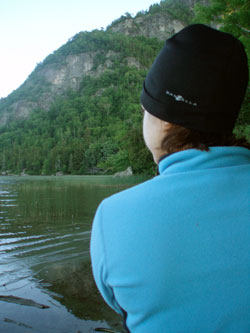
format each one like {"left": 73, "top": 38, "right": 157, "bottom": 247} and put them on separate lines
{"left": 157, "top": 0, "right": 193, "bottom": 24}
{"left": 107, "top": 0, "right": 193, "bottom": 27}
{"left": 193, "top": 0, "right": 250, "bottom": 33}
{"left": 107, "top": 12, "right": 133, "bottom": 27}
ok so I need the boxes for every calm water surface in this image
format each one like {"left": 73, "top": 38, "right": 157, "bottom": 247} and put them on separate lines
{"left": 0, "top": 175, "right": 148, "bottom": 333}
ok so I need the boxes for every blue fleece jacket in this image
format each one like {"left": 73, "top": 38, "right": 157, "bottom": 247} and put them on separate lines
{"left": 90, "top": 147, "right": 250, "bottom": 333}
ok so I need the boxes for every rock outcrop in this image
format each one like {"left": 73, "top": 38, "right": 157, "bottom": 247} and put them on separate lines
{"left": 108, "top": 12, "right": 185, "bottom": 41}
{"left": 114, "top": 166, "right": 133, "bottom": 177}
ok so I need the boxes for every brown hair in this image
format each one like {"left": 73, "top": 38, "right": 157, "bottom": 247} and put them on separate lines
{"left": 161, "top": 123, "right": 250, "bottom": 154}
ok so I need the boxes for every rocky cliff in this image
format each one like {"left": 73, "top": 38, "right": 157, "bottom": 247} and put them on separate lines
{"left": 0, "top": 0, "right": 198, "bottom": 127}
{"left": 108, "top": 12, "right": 185, "bottom": 40}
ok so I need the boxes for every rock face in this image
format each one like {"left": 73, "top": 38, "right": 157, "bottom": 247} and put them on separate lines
{"left": 41, "top": 53, "right": 95, "bottom": 92}
{"left": 114, "top": 166, "right": 133, "bottom": 177}
{"left": 0, "top": 52, "right": 96, "bottom": 126}
{"left": 0, "top": 48, "right": 147, "bottom": 126}
{"left": 109, "top": 12, "right": 185, "bottom": 41}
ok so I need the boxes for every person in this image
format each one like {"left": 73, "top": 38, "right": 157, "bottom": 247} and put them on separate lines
{"left": 90, "top": 24, "right": 250, "bottom": 332}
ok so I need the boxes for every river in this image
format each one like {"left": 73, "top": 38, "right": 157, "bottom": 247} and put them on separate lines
{"left": 0, "top": 175, "right": 148, "bottom": 333}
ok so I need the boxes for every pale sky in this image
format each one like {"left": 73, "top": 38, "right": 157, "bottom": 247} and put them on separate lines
{"left": 0, "top": 0, "right": 159, "bottom": 98}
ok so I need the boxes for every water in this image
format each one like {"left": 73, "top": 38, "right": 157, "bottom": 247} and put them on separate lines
{"left": 0, "top": 175, "right": 148, "bottom": 333}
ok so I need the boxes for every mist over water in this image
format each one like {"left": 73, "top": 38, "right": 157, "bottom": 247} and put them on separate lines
{"left": 0, "top": 176, "right": 146, "bottom": 332}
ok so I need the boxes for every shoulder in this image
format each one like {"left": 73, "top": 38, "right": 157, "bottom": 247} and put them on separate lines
{"left": 101, "top": 176, "right": 158, "bottom": 209}
{"left": 94, "top": 176, "right": 166, "bottom": 225}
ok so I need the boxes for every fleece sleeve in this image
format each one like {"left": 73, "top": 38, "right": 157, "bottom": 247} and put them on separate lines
{"left": 90, "top": 202, "right": 123, "bottom": 315}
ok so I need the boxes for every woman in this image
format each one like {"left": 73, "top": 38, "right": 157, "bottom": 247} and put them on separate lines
{"left": 91, "top": 24, "right": 250, "bottom": 332}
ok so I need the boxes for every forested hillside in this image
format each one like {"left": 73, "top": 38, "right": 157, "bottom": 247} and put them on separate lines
{"left": 0, "top": 0, "right": 249, "bottom": 175}
{"left": 0, "top": 32, "right": 162, "bottom": 175}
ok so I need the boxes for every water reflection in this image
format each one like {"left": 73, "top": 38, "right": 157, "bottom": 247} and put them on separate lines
{"left": 0, "top": 176, "right": 147, "bottom": 332}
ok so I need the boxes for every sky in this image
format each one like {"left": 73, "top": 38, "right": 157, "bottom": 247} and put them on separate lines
{"left": 0, "top": 0, "right": 159, "bottom": 98}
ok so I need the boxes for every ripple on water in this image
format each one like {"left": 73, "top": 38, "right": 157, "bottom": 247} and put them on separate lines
{"left": 0, "top": 176, "right": 126, "bottom": 332}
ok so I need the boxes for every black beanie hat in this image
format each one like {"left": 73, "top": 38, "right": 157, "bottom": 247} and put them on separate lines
{"left": 140, "top": 24, "right": 249, "bottom": 133}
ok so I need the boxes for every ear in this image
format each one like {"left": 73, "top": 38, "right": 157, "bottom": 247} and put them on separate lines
{"left": 161, "top": 120, "right": 170, "bottom": 130}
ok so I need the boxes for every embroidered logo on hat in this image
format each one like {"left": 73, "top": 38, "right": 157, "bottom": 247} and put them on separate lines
{"left": 165, "top": 90, "right": 197, "bottom": 106}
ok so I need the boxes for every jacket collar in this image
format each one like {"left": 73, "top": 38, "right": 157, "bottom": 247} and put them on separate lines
{"left": 158, "top": 147, "right": 250, "bottom": 175}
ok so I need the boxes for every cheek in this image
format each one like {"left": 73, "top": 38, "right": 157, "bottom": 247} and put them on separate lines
{"left": 143, "top": 115, "right": 159, "bottom": 150}
{"left": 143, "top": 115, "right": 151, "bottom": 149}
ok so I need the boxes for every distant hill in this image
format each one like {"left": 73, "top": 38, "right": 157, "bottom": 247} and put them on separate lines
{"left": 0, "top": 0, "right": 249, "bottom": 175}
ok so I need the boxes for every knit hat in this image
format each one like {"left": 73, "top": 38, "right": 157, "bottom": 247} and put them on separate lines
{"left": 140, "top": 24, "right": 249, "bottom": 133}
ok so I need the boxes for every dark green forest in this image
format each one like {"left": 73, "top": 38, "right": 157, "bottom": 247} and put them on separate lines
{"left": 0, "top": 0, "right": 249, "bottom": 175}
